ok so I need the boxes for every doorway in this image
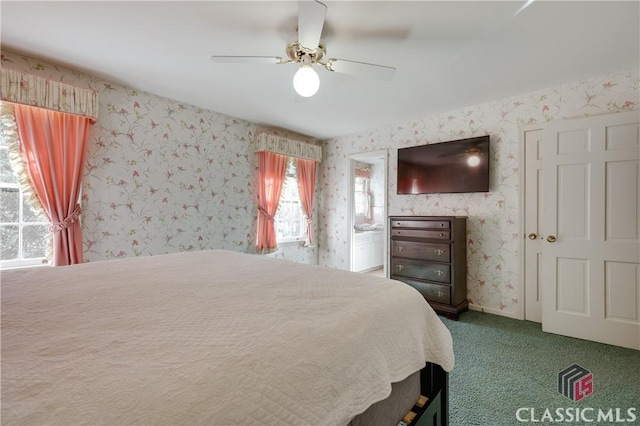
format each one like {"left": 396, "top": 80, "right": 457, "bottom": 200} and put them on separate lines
{"left": 348, "top": 150, "right": 388, "bottom": 277}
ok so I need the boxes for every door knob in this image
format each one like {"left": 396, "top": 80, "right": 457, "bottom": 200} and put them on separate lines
{"left": 546, "top": 235, "right": 557, "bottom": 243}
{"left": 528, "top": 233, "right": 538, "bottom": 240}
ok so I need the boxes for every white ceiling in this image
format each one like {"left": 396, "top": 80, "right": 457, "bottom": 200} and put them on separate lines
{"left": 1, "top": 1, "right": 638, "bottom": 140}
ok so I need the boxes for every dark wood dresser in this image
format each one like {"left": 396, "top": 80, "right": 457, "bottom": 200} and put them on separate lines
{"left": 389, "top": 216, "right": 468, "bottom": 320}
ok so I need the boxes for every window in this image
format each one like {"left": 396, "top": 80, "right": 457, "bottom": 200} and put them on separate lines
{"left": 0, "top": 136, "right": 50, "bottom": 268}
{"left": 354, "top": 176, "right": 371, "bottom": 218}
{"left": 275, "top": 159, "right": 306, "bottom": 243}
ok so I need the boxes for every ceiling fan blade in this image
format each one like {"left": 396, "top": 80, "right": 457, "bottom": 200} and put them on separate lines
{"left": 326, "top": 59, "right": 396, "bottom": 81}
{"left": 211, "top": 56, "right": 283, "bottom": 64}
{"left": 298, "top": 0, "right": 327, "bottom": 50}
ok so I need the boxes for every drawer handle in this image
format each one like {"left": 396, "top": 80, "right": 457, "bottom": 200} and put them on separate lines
{"left": 439, "top": 233, "right": 444, "bottom": 237}
{"left": 397, "top": 222, "right": 403, "bottom": 227}
{"left": 397, "top": 246, "right": 404, "bottom": 252}
{"left": 396, "top": 264, "right": 405, "bottom": 271}
{"left": 434, "top": 270, "right": 445, "bottom": 277}
{"left": 434, "top": 249, "right": 444, "bottom": 256}
{"left": 435, "top": 290, "right": 445, "bottom": 298}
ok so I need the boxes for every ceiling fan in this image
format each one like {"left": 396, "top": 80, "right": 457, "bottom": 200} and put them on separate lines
{"left": 210, "top": 0, "right": 396, "bottom": 98}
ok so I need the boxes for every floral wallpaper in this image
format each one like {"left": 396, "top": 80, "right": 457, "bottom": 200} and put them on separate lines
{"left": 2, "top": 49, "right": 637, "bottom": 317}
{"left": 318, "top": 68, "right": 639, "bottom": 317}
{"left": 1, "top": 50, "right": 318, "bottom": 264}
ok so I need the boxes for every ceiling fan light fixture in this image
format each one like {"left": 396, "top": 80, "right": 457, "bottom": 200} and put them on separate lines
{"left": 465, "top": 148, "right": 482, "bottom": 167}
{"left": 293, "top": 63, "right": 320, "bottom": 97}
{"left": 467, "top": 154, "right": 481, "bottom": 167}
{"left": 211, "top": 1, "right": 395, "bottom": 98}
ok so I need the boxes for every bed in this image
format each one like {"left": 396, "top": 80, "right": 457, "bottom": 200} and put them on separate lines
{"left": 1, "top": 249, "right": 454, "bottom": 425}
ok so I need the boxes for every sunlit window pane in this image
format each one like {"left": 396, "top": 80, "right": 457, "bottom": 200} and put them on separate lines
{"left": 275, "top": 159, "right": 306, "bottom": 242}
{"left": 354, "top": 176, "right": 369, "bottom": 217}
{"left": 1, "top": 225, "right": 19, "bottom": 260}
{"left": 1, "top": 188, "right": 19, "bottom": 222}
{"left": 292, "top": 220, "right": 301, "bottom": 237}
{"left": 0, "top": 149, "right": 17, "bottom": 184}
{"left": 22, "top": 224, "right": 49, "bottom": 259}
{"left": 22, "top": 196, "right": 48, "bottom": 223}
{"left": 0, "top": 135, "right": 50, "bottom": 268}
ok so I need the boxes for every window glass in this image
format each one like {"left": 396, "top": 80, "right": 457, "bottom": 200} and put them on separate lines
{"left": 275, "top": 159, "right": 306, "bottom": 242}
{"left": 1, "top": 187, "right": 19, "bottom": 222}
{"left": 354, "top": 176, "right": 369, "bottom": 217}
{"left": 0, "top": 138, "right": 50, "bottom": 268}
{"left": 0, "top": 148, "right": 17, "bottom": 183}
{"left": 22, "top": 224, "right": 49, "bottom": 258}
{"left": 0, "top": 225, "right": 19, "bottom": 260}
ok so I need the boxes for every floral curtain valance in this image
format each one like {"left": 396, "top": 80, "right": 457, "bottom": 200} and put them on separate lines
{"left": 256, "top": 133, "right": 322, "bottom": 163}
{"left": 1, "top": 67, "right": 98, "bottom": 121}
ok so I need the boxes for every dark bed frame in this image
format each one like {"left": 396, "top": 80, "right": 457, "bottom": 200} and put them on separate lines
{"left": 413, "top": 362, "right": 449, "bottom": 426}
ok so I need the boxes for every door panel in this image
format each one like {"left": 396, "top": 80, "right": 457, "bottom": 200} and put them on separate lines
{"left": 557, "top": 163, "right": 590, "bottom": 240}
{"left": 556, "top": 257, "right": 589, "bottom": 315}
{"left": 606, "top": 160, "right": 639, "bottom": 241}
{"left": 605, "top": 261, "right": 639, "bottom": 322}
{"left": 541, "top": 111, "right": 640, "bottom": 350}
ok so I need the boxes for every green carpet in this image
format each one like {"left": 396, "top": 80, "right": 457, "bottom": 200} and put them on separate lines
{"left": 441, "top": 310, "right": 640, "bottom": 426}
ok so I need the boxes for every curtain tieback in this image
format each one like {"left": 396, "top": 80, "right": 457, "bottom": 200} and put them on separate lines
{"left": 305, "top": 216, "right": 313, "bottom": 225}
{"left": 50, "top": 204, "right": 82, "bottom": 232}
{"left": 258, "top": 207, "right": 275, "bottom": 222}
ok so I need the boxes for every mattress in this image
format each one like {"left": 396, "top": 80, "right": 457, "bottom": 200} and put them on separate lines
{"left": 1, "top": 249, "right": 454, "bottom": 425}
{"left": 349, "top": 370, "right": 421, "bottom": 426}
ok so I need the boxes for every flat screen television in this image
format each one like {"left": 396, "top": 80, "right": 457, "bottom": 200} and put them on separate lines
{"left": 397, "top": 135, "right": 490, "bottom": 194}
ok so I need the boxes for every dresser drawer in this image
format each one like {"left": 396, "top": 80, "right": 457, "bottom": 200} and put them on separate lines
{"left": 391, "top": 259, "right": 450, "bottom": 283}
{"left": 394, "top": 277, "right": 451, "bottom": 305}
{"left": 392, "top": 240, "right": 451, "bottom": 262}
{"left": 391, "top": 229, "right": 450, "bottom": 240}
{"left": 390, "top": 220, "right": 450, "bottom": 230}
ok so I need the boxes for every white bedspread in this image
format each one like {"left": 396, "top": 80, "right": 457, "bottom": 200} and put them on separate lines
{"left": 1, "top": 250, "right": 454, "bottom": 425}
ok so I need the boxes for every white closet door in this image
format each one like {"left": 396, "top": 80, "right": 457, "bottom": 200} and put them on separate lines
{"left": 541, "top": 111, "right": 639, "bottom": 350}
{"left": 523, "top": 128, "right": 544, "bottom": 322}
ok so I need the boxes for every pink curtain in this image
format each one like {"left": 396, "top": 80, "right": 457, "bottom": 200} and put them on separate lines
{"left": 296, "top": 158, "right": 317, "bottom": 246}
{"left": 13, "top": 104, "right": 90, "bottom": 266}
{"left": 256, "top": 151, "right": 288, "bottom": 253}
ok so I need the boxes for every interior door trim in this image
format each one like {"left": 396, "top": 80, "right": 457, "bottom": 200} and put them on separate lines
{"left": 347, "top": 149, "right": 389, "bottom": 275}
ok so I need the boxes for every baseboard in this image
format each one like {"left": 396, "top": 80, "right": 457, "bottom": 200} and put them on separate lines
{"left": 468, "top": 303, "right": 521, "bottom": 320}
